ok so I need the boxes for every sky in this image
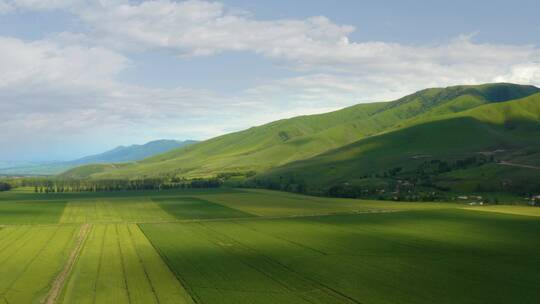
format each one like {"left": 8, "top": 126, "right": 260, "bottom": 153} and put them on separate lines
{"left": 1, "top": 0, "right": 539, "bottom": 161}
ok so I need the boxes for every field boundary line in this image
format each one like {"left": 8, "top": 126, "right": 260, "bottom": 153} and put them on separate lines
{"left": 125, "top": 225, "right": 161, "bottom": 304}
{"left": 136, "top": 224, "right": 199, "bottom": 304}
{"left": 198, "top": 223, "right": 362, "bottom": 304}
{"left": 134, "top": 209, "right": 405, "bottom": 225}
{"left": 0, "top": 209, "right": 407, "bottom": 228}
{"left": 114, "top": 225, "right": 133, "bottom": 304}
{"left": 43, "top": 223, "right": 91, "bottom": 304}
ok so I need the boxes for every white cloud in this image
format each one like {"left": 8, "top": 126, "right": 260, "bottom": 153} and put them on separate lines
{"left": 0, "top": 37, "right": 127, "bottom": 94}
{"left": 494, "top": 63, "right": 540, "bottom": 86}
{"left": 0, "top": 0, "right": 84, "bottom": 11}
{"left": 71, "top": 0, "right": 354, "bottom": 58}
{"left": 51, "top": 1, "right": 540, "bottom": 91}
{"left": 4, "top": 1, "right": 540, "bottom": 86}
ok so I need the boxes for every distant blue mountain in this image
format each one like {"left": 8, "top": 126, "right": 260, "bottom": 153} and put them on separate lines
{"left": 68, "top": 140, "right": 198, "bottom": 165}
{"left": 0, "top": 139, "right": 197, "bottom": 176}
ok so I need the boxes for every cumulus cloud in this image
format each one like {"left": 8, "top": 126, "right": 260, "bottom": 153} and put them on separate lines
{"left": 4, "top": 1, "right": 540, "bottom": 85}
{"left": 0, "top": 36, "right": 244, "bottom": 157}
{"left": 72, "top": 1, "right": 354, "bottom": 57}
{"left": 36, "top": 1, "right": 537, "bottom": 81}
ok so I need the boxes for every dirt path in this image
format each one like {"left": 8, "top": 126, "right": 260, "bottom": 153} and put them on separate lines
{"left": 498, "top": 161, "right": 540, "bottom": 170}
{"left": 43, "top": 224, "right": 91, "bottom": 304}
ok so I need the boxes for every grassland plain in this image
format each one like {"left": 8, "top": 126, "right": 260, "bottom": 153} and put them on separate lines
{"left": 0, "top": 225, "right": 78, "bottom": 304}
{"left": 141, "top": 209, "right": 540, "bottom": 304}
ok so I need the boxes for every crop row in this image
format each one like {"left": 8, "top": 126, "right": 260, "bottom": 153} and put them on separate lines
{"left": 0, "top": 225, "right": 77, "bottom": 303}
{"left": 60, "top": 224, "right": 193, "bottom": 304}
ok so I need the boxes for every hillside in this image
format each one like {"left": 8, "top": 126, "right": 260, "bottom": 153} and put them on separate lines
{"left": 1, "top": 140, "right": 196, "bottom": 176}
{"left": 63, "top": 83, "right": 539, "bottom": 181}
{"left": 256, "top": 92, "right": 540, "bottom": 197}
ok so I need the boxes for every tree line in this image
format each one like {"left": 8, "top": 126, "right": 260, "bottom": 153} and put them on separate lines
{"left": 19, "top": 177, "right": 222, "bottom": 193}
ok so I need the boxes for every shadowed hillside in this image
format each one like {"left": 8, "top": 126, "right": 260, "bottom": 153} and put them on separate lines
{"left": 256, "top": 92, "right": 540, "bottom": 196}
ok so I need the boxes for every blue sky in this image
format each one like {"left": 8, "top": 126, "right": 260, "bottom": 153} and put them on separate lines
{"left": 0, "top": 0, "right": 539, "bottom": 161}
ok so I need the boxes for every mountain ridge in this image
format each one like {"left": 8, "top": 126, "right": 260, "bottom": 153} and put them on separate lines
{"left": 256, "top": 91, "right": 540, "bottom": 196}
{"left": 61, "top": 83, "right": 540, "bottom": 185}
{"left": 0, "top": 139, "right": 197, "bottom": 176}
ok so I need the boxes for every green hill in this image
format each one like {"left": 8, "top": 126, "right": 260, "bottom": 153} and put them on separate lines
{"left": 62, "top": 83, "right": 539, "bottom": 187}
{"left": 256, "top": 92, "right": 540, "bottom": 196}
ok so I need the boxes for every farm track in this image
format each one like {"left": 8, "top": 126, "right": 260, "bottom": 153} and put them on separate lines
{"left": 43, "top": 224, "right": 91, "bottom": 304}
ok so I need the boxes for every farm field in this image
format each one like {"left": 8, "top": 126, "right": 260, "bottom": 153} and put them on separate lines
{"left": 60, "top": 224, "right": 193, "bottom": 304}
{"left": 197, "top": 189, "right": 458, "bottom": 216}
{"left": 153, "top": 197, "right": 254, "bottom": 220}
{"left": 0, "top": 200, "right": 66, "bottom": 224}
{"left": 0, "top": 225, "right": 78, "bottom": 304}
{"left": 0, "top": 188, "right": 539, "bottom": 303}
{"left": 141, "top": 209, "right": 540, "bottom": 304}
{"left": 59, "top": 198, "right": 176, "bottom": 223}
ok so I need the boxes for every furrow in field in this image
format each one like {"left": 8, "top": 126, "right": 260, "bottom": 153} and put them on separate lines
{"left": 60, "top": 224, "right": 194, "bottom": 304}
{"left": 0, "top": 226, "right": 78, "bottom": 303}
{"left": 0, "top": 227, "right": 18, "bottom": 243}
{"left": 140, "top": 222, "right": 350, "bottom": 304}
{"left": 0, "top": 227, "right": 31, "bottom": 255}
{"left": 131, "top": 224, "right": 196, "bottom": 304}
{"left": 0, "top": 227, "right": 62, "bottom": 295}
{"left": 43, "top": 224, "right": 91, "bottom": 304}
{"left": 0, "top": 227, "right": 36, "bottom": 266}
{"left": 198, "top": 223, "right": 362, "bottom": 304}
{"left": 117, "top": 224, "right": 159, "bottom": 304}
{"left": 94, "top": 225, "right": 130, "bottom": 303}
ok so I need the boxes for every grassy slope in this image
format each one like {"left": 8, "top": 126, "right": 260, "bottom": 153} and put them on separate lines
{"left": 259, "top": 92, "right": 540, "bottom": 191}
{"left": 62, "top": 83, "right": 539, "bottom": 179}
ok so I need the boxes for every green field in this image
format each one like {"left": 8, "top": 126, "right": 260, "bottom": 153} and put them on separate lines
{"left": 60, "top": 224, "right": 193, "bottom": 304}
{"left": 153, "top": 197, "right": 254, "bottom": 220}
{"left": 0, "top": 200, "right": 66, "bottom": 224}
{"left": 141, "top": 210, "right": 540, "bottom": 304}
{"left": 0, "top": 188, "right": 539, "bottom": 303}
{"left": 60, "top": 198, "right": 176, "bottom": 223}
{"left": 0, "top": 225, "right": 78, "bottom": 303}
